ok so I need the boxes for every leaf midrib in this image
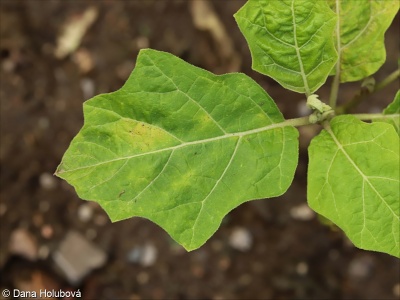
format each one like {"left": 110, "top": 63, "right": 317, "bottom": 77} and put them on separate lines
{"left": 58, "top": 119, "right": 288, "bottom": 175}
{"left": 335, "top": 0, "right": 342, "bottom": 78}
{"left": 291, "top": 0, "right": 310, "bottom": 96}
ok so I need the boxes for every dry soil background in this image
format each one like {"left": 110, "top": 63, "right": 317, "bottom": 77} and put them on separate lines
{"left": 0, "top": 1, "right": 399, "bottom": 299}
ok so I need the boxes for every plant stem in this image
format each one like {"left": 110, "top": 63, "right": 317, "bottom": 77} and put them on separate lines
{"left": 352, "top": 113, "right": 400, "bottom": 121}
{"left": 284, "top": 112, "right": 399, "bottom": 128}
{"left": 329, "top": 72, "right": 340, "bottom": 109}
{"left": 281, "top": 116, "right": 314, "bottom": 127}
{"left": 374, "top": 69, "right": 400, "bottom": 92}
{"left": 337, "top": 69, "right": 400, "bottom": 114}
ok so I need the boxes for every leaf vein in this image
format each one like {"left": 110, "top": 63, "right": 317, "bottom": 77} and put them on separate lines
{"left": 59, "top": 121, "right": 289, "bottom": 174}
{"left": 129, "top": 150, "right": 175, "bottom": 203}
{"left": 189, "top": 137, "right": 242, "bottom": 248}
{"left": 291, "top": 0, "right": 310, "bottom": 95}
{"left": 326, "top": 124, "right": 399, "bottom": 221}
{"left": 88, "top": 160, "right": 129, "bottom": 191}
{"left": 145, "top": 54, "right": 227, "bottom": 134}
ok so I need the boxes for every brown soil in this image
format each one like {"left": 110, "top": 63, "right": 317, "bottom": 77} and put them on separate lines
{"left": 1, "top": 1, "right": 399, "bottom": 299}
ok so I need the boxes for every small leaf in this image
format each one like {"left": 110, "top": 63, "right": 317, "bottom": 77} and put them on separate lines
{"left": 306, "top": 94, "right": 332, "bottom": 113}
{"left": 308, "top": 115, "right": 400, "bottom": 257}
{"left": 377, "top": 90, "right": 400, "bottom": 135}
{"left": 234, "top": 0, "right": 337, "bottom": 95}
{"left": 329, "top": 0, "right": 399, "bottom": 82}
{"left": 56, "top": 49, "right": 299, "bottom": 251}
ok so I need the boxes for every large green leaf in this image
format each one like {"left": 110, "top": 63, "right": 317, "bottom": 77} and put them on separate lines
{"left": 308, "top": 115, "right": 400, "bottom": 257}
{"left": 329, "top": 0, "right": 399, "bottom": 82}
{"left": 377, "top": 90, "right": 400, "bottom": 135}
{"left": 56, "top": 49, "right": 299, "bottom": 251}
{"left": 234, "top": 0, "right": 337, "bottom": 95}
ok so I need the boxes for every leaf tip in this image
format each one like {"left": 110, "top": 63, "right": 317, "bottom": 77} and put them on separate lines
{"left": 54, "top": 164, "right": 64, "bottom": 177}
{"left": 181, "top": 243, "right": 199, "bottom": 253}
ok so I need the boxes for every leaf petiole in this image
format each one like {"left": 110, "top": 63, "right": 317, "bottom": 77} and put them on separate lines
{"left": 352, "top": 113, "right": 400, "bottom": 121}
{"left": 374, "top": 69, "right": 400, "bottom": 92}
{"left": 280, "top": 116, "right": 314, "bottom": 128}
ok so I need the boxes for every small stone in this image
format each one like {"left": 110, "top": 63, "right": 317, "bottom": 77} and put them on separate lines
{"left": 170, "top": 242, "right": 185, "bottom": 255}
{"left": 272, "top": 276, "right": 291, "bottom": 290}
{"left": 41, "top": 225, "right": 53, "bottom": 239}
{"left": 0, "top": 203, "right": 7, "bottom": 216}
{"left": 80, "top": 78, "right": 95, "bottom": 99}
{"left": 218, "top": 256, "right": 230, "bottom": 271}
{"left": 85, "top": 228, "right": 97, "bottom": 240}
{"left": 54, "top": 7, "right": 98, "bottom": 59}
{"left": 290, "top": 203, "right": 315, "bottom": 221}
{"left": 41, "top": 42, "right": 54, "bottom": 55}
{"left": 39, "top": 173, "right": 57, "bottom": 190}
{"left": 127, "top": 243, "right": 157, "bottom": 267}
{"left": 55, "top": 99, "right": 67, "bottom": 112}
{"left": 193, "top": 248, "right": 208, "bottom": 263}
{"left": 78, "top": 203, "right": 94, "bottom": 222}
{"left": 229, "top": 227, "right": 253, "bottom": 252}
{"left": 252, "top": 262, "right": 264, "bottom": 273}
{"left": 393, "top": 283, "right": 400, "bottom": 297}
{"left": 211, "top": 239, "right": 224, "bottom": 252}
{"left": 135, "top": 36, "right": 149, "bottom": 49}
{"left": 369, "top": 106, "right": 382, "bottom": 113}
{"left": 2, "top": 59, "right": 15, "bottom": 72}
{"left": 9, "top": 228, "right": 38, "bottom": 261}
{"left": 116, "top": 61, "right": 135, "bottom": 81}
{"left": 94, "top": 214, "right": 109, "bottom": 226}
{"left": 328, "top": 249, "right": 340, "bottom": 261}
{"left": 296, "top": 261, "right": 308, "bottom": 275}
{"left": 127, "top": 247, "right": 141, "bottom": 263}
{"left": 33, "top": 213, "right": 44, "bottom": 227}
{"left": 136, "top": 271, "right": 149, "bottom": 285}
{"left": 140, "top": 243, "right": 157, "bottom": 267}
{"left": 238, "top": 274, "right": 252, "bottom": 286}
{"left": 38, "top": 245, "right": 50, "bottom": 259}
{"left": 39, "top": 201, "right": 50, "bottom": 213}
{"left": 37, "top": 117, "right": 50, "bottom": 130}
{"left": 53, "top": 230, "right": 107, "bottom": 284}
{"left": 297, "top": 100, "right": 311, "bottom": 116}
{"left": 73, "top": 48, "right": 94, "bottom": 73}
{"left": 348, "top": 256, "right": 374, "bottom": 280}
{"left": 191, "top": 265, "right": 205, "bottom": 278}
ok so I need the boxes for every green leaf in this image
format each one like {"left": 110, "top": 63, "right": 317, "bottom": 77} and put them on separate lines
{"left": 234, "top": 0, "right": 337, "bottom": 95}
{"left": 378, "top": 90, "right": 400, "bottom": 135}
{"left": 329, "top": 0, "right": 399, "bottom": 82}
{"left": 56, "top": 49, "right": 299, "bottom": 251}
{"left": 308, "top": 115, "right": 400, "bottom": 257}
{"left": 306, "top": 94, "right": 332, "bottom": 113}
{"left": 373, "top": 90, "right": 400, "bottom": 135}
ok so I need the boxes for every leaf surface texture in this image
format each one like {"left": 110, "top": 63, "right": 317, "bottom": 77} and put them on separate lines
{"left": 235, "top": 0, "right": 337, "bottom": 94}
{"left": 56, "top": 49, "right": 299, "bottom": 251}
{"left": 308, "top": 116, "right": 400, "bottom": 257}
{"left": 329, "top": 0, "right": 399, "bottom": 82}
